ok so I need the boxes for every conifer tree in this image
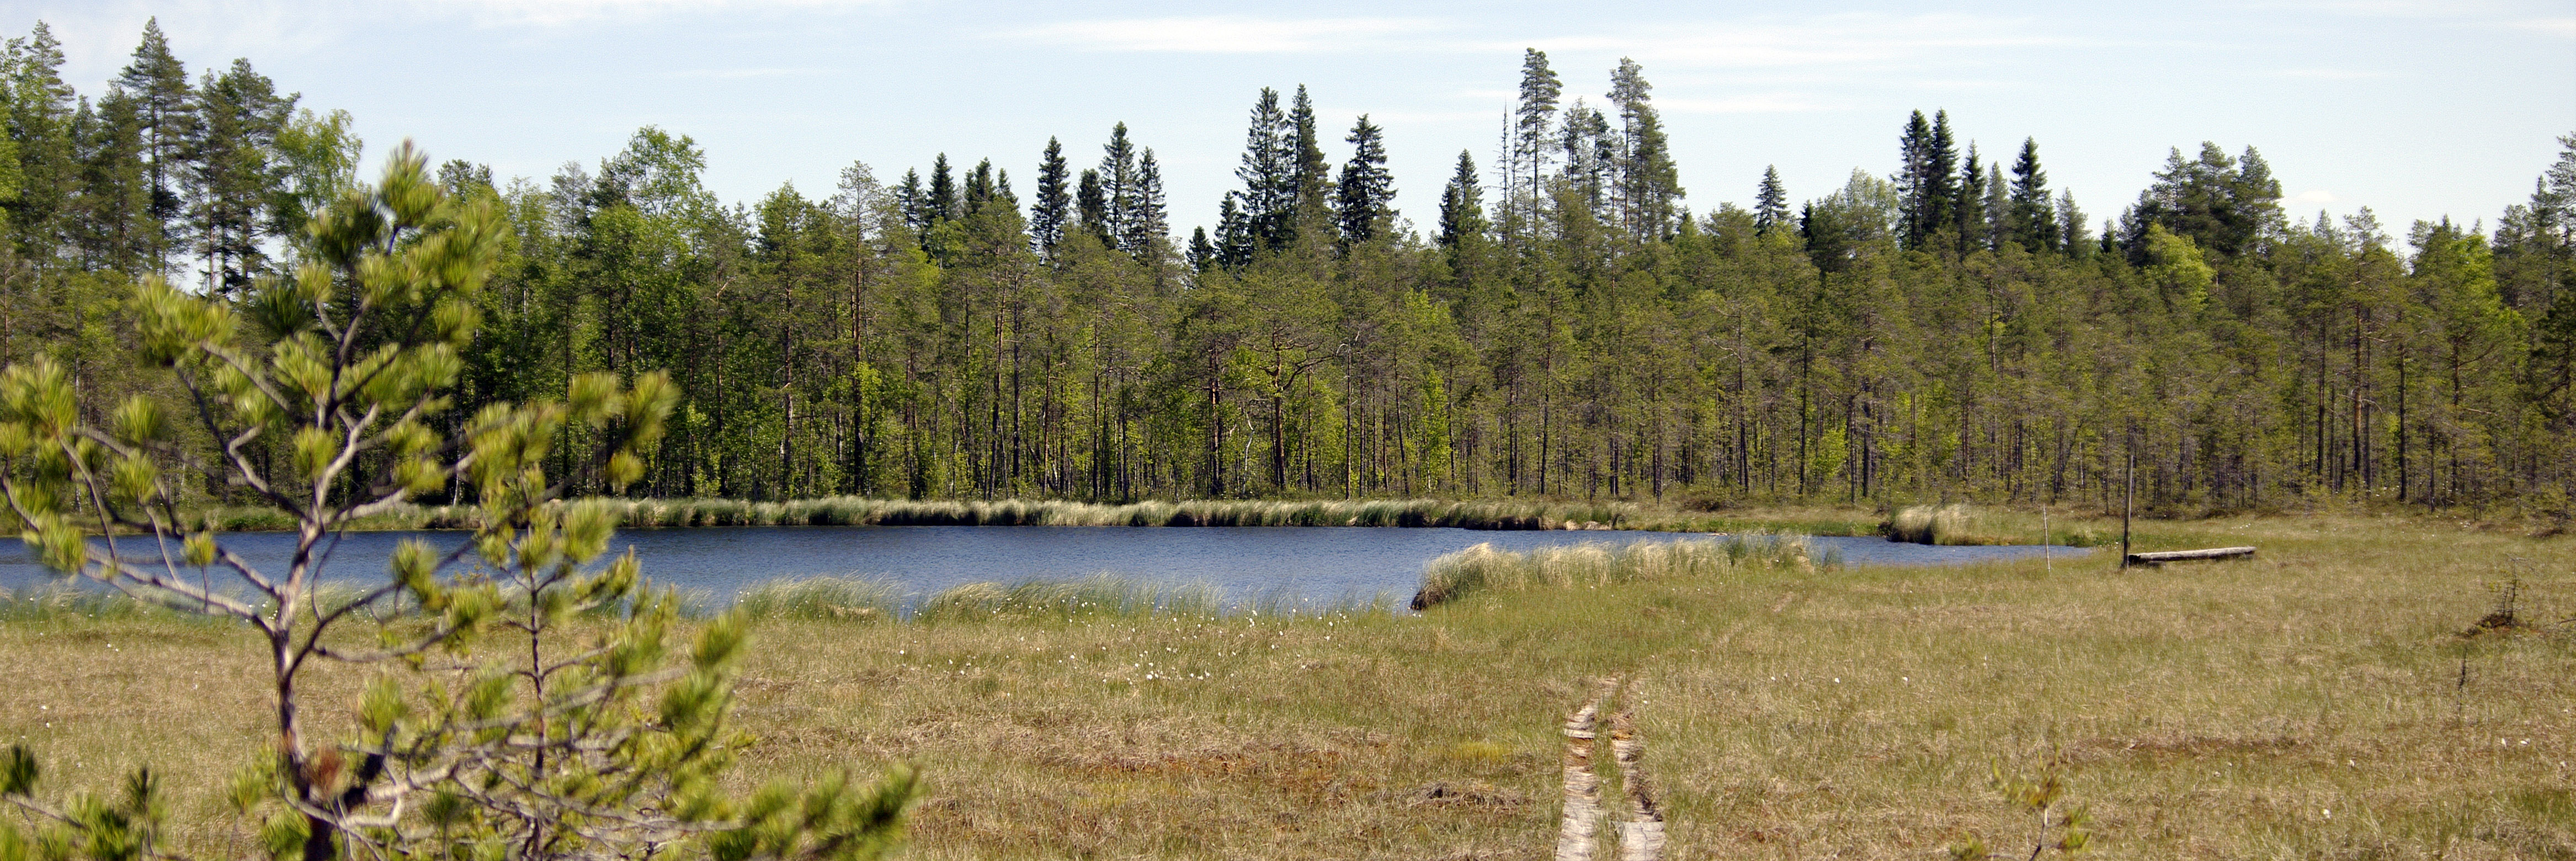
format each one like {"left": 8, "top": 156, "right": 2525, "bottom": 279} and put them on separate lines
{"left": 77, "top": 90, "right": 155, "bottom": 274}
{"left": 4, "top": 23, "right": 81, "bottom": 263}
{"left": 1215, "top": 190, "right": 1252, "bottom": 269}
{"left": 1955, "top": 142, "right": 1986, "bottom": 253}
{"left": 1233, "top": 88, "right": 1294, "bottom": 253}
{"left": 1075, "top": 167, "right": 1108, "bottom": 247}
{"left": 1287, "top": 85, "right": 1334, "bottom": 248}
{"left": 113, "top": 18, "right": 194, "bottom": 274}
{"left": 2057, "top": 190, "right": 2088, "bottom": 256}
{"left": 1124, "top": 148, "right": 1169, "bottom": 257}
{"left": 2006, "top": 137, "right": 2057, "bottom": 252}
{"left": 895, "top": 167, "right": 927, "bottom": 246}
{"left": 926, "top": 153, "right": 956, "bottom": 223}
{"left": 1100, "top": 122, "right": 1137, "bottom": 250}
{"left": 1560, "top": 100, "right": 1610, "bottom": 213}
{"left": 1436, "top": 150, "right": 1484, "bottom": 250}
{"left": 1336, "top": 114, "right": 1394, "bottom": 249}
{"left": 1031, "top": 136, "right": 1070, "bottom": 256}
{"left": 188, "top": 58, "right": 292, "bottom": 295}
{"left": 1754, "top": 166, "right": 1791, "bottom": 236}
{"left": 1513, "top": 48, "right": 1562, "bottom": 231}
{"left": 1187, "top": 226, "right": 1216, "bottom": 272}
{"left": 1606, "top": 57, "right": 1680, "bottom": 239}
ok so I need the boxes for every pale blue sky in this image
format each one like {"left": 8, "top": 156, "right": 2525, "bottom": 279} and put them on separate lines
{"left": 15, "top": 0, "right": 2575, "bottom": 240}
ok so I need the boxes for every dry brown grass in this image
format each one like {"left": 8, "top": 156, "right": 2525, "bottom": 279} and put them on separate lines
{"left": 6, "top": 511, "right": 2574, "bottom": 859}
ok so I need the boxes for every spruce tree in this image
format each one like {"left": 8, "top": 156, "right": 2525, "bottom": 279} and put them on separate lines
{"left": 895, "top": 167, "right": 926, "bottom": 245}
{"left": 1436, "top": 149, "right": 1484, "bottom": 250}
{"left": 77, "top": 90, "right": 155, "bottom": 274}
{"left": 1336, "top": 114, "right": 1394, "bottom": 249}
{"left": 2006, "top": 137, "right": 2057, "bottom": 252}
{"left": 1955, "top": 142, "right": 1986, "bottom": 253}
{"left": 1188, "top": 225, "right": 1216, "bottom": 272}
{"left": 1287, "top": 85, "right": 1334, "bottom": 247}
{"left": 1124, "top": 148, "right": 1168, "bottom": 257}
{"left": 1031, "top": 136, "right": 1069, "bottom": 256}
{"left": 1100, "top": 122, "right": 1137, "bottom": 250}
{"left": 926, "top": 153, "right": 956, "bottom": 223}
{"left": 1215, "top": 190, "right": 1252, "bottom": 269}
{"left": 1754, "top": 166, "right": 1790, "bottom": 236}
{"left": 1075, "top": 167, "right": 1108, "bottom": 247}
{"left": 113, "top": 18, "right": 193, "bottom": 274}
{"left": 4, "top": 23, "right": 80, "bottom": 263}
{"left": 1233, "top": 87, "right": 1294, "bottom": 253}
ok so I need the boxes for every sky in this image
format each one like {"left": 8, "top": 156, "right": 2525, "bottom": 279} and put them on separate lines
{"left": 10, "top": 0, "right": 2575, "bottom": 242}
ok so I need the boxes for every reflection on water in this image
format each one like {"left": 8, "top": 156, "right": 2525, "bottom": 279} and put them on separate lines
{"left": 0, "top": 526, "right": 2091, "bottom": 607}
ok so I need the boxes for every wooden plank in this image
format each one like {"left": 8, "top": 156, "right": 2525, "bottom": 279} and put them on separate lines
{"left": 2125, "top": 546, "right": 2256, "bottom": 565}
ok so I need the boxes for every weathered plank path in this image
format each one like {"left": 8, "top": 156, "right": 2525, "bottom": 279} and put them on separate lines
{"left": 2125, "top": 546, "right": 2256, "bottom": 566}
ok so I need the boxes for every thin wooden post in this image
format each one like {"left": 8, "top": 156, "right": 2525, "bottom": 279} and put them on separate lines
{"left": 2120, "top": 448, "right": 2135, "bottom": 570}
{"left": 2041, "top": 503, "right": 2051, "bottom": 574}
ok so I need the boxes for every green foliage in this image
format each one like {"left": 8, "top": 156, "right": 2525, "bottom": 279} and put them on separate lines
{"left": 0, "top": 145, "right": 916, "bottom": 861}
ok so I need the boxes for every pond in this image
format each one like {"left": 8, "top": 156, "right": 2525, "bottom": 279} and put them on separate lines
{"left": 0, "top": 527, "right": 2092, "bottom": 609}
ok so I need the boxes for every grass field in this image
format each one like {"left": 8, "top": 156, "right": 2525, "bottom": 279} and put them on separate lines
{"left": 3, "top": 509, "right": 2570, "bottom": 859}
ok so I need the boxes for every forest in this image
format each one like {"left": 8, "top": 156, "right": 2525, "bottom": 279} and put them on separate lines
{"left": 4, "top": 20, "right": 2573, "bottom": 516}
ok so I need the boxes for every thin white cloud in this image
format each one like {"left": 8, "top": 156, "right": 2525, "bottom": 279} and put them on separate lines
{"left": 1008, "top": 16, "right": 1447, "bottom": 54}
{"left": 2274, "top": 67, "right": 2391, "bottom": 79}
{"left": 430, "top": 0, "right": 889, "bottom": 27}
{"left": 1514, "top": 13, "right": 2078, "bottom": 71}
{"left": 2516, "top": 17, "right": 2576, "bottom": 36}
{"left": 1658, "top": 94, "right": 1830, "bottom": 114}
{"left": 2286, "top": 189, "right": 2340, "bottom": 206}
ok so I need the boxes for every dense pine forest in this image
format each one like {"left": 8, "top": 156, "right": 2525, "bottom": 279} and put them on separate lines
{"left": 4, "top": 22, "right": 2574, "bottom": 515}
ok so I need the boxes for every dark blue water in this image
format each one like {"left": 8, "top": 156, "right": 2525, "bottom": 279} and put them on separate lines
{"left": 0, "top": 527, "right": 2090, "bottom": 606}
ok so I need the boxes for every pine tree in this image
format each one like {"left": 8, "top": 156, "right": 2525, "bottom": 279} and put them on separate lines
{"left": 1754, "top": 166, "right": 1790, "bottom": 236}
{"left": 2006, "top": 137, "right": 2057, "bottom": 252}
{"left": 1560, "top": 100, "right": 1609, "bottom": 213}
{"left": 188, "top": 58, "right": 291, "bottom": 295}
{"left": 113, "top": 18, "right": 193, "bottom": 274}
{"left": 76, "top": 90, "right": 153, "bottom": 274}
{"left": 1513, "top": 49, "right": 1562, "bottom": 232}
{"left": 1031, "top": 136, "right": 1069, "bottom": 256}
{"left": 1606, "top": 57, "right": 1680, "bottom": 239}
{"left": 1336, "top": 114, "right": 1394, "bottom": 249}
{"left": 1436, "top": 149, "right": 1484, "bottom": 250}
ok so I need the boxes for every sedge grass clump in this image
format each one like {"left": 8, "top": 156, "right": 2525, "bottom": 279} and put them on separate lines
{"left": 914, "top": 575, "right": 1222, "bottom": 623}
{"left": 1410, "top": 534, "right": 1817, "bottom": 609}
{"left": 732, "top": 577, "right": 898, "bottom": 623}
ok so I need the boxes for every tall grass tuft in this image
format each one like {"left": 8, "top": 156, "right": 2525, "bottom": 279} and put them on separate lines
{"left": 913, "top": 574, "right": 1223, "bottom": 623}
{"left": 730, "top": 577, "right": 898, "bottom": 622}
{"left": 1410, "top": 533, "right": 1820, "bottom": 610}
{"left": 1883, "top": 504, "right": 2104, "bottom": 546}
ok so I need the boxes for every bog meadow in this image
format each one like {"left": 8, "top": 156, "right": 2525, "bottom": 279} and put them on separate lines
{"left": 0, "top": 17, "right": 2573, "bottom": 861}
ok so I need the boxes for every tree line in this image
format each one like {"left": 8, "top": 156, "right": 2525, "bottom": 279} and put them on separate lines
{"left": 6, "top": 23, "right": 2574, "bottom": 514}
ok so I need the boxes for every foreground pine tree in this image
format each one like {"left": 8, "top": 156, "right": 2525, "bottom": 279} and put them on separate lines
{"left": 0, "top": 145, "right": 919, "bottom": 861}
